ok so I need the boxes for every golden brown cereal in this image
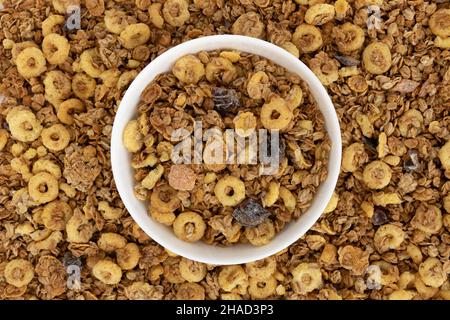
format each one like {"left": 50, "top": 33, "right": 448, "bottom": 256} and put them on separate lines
{"left": 41, "top": 124, "right": 71, "bottom": 152}
{"left": 42, "top": 33, "right": 70, "bottom": 65}
{"left": 231, "top": 12, "right": 265, "bottom": 39}
{"left": 149, "top": 3, "right": 164, "bottom": 29}
{"left": 362, "top": 160, "right": 392, "bottom": 190}
{"left": 150, "top": 207, "right": 176, "bottom": 226}
{"left": 218, "top": 265, "right": 249, "bottom": 295}
{"left": 248, "top": 276, "right": 277, "bottom": 299}
{"left": 116, "top": 243, "right": 141, "bottom": 270}
{"left": 57, "top": 99, "right": 84, "bottom": 125}
{"left": 245, "top": 220, "right": 275, "bottom": 246}
{"left": 28, "top": 172, "right": 59, "bottom": 204}
{"left": 66, "top": 209, "right": 95, "bottom": 243}
{"left": 362, "top": 42, "right": 392, "bottom": 75}
{"left": 173, "top": 211, "right": 206, "bottom": 242}
{"left": 32, "top": 159, "right": 61, "bottom": 179}
{"left": 205, "top": 57, "right": 237, "bottom": 84}
{"left": 438, "top": 140, "right": 450, "bottom": 171}
{"left": 291, "top": 263, "right": 322, "bottom": 294}
{"left": 79, "top": 49, "right": 104, "bottom": 78}
{"left": 176, "top": 283, "right": 205, "bottom": 300}
{"left": 72, "top": 74, "right": 96, "bottom": 100}
{"left": 92, "top": 260, "right": 123, "bottom": 285}
{"left": 374, "top": 224, "right": 405, "bottom": 253}
{"left": 97, "top": 233, "right": 127, "bottom": 252}
{"left": 119, "top": 23, "right": 151, "bottom": 49}
{"left": 179, "top": 258, "right": 207, "bottom": 283}
{"left": 333, "top": 23, "right": 365, "bottom": 53}
{"left": 6, "top": 107, "right": 43, "bottom": 142}
{"left": 411, "top": 204, "right": 443, "bottom": 234}
{"left": 172, "top": 55, "right": 205, "bottom": 84}
{"left": 233, "top": 112, "right": 257, "bottom": 138}
{"left": 304, "top": 4, "right": 335, "bottom": 25}
{"left": 429, "top": 9, "right": 450, "bottom": 38}
{"left": 16, "top": 47, "right": 46, "bottom": 78}
{"left": 260, "top": 96, "right": 293, "bottom": 130}
{"left": 0, "top": 129, "right": 9, "bottom": 151}
{"left": 150, "top": 184, "right": 181, "bottom": 213}
{"left": 42, "top": 15, "right": 65, "bottom": 36}
{"left": 247, "top": 71, "right": 270, "bottom": 100}
{"left": 4, "top": 259, "right": 35, "bottom": 288}
{"left": 42, "top": 201, "right": 72, "bottom": 231}
{"left": 162, "top": 0, "right": 190, "bottom": 27}
{"left": 292, "top": 24, "right": 323, "bottom": 53}
{"left": 418, "top": 258, "right": 447, "bottom": 288}
{"left": 245, "top": 257, "right": 277, "bottom": 279}
{"left": 214, "top": 175, "right": 246, "bottom": 207}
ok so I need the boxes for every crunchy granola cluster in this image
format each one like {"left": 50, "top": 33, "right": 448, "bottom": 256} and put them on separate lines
{"left": 124, "top": 50, "right": 329, "bottom": 246}
{"left": 0, "top": 0, "right": 449, "bottom": 300}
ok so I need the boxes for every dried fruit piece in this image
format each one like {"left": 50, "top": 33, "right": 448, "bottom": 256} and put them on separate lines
{"left": 116, "top": 243, "right": 141, "bottom": 270}
{"left": 123, "top": 120, "right": 143, "bottom": 153}
{"left": 262, "top": 181, "right": 280, "bottom": 208}
{"left": 168, "top": 164, "right": 197, "bottom": 191}
{"left": 233, "top": 198, "right": 271, "bottom": 228}
{"left": 42, "top": 201, "right": 72, "bottom": 231}
{"left": 212, "top": 87, "right": 241, "bottom": 115}
{"left": 173, "top": 211, "right": 206, "bottom": 242}
{"left": 292, "top": 24, "right": 323, "bottom": 53}
{"left": 323, "top": 192, "right": 339, "bottom": 214}
{"left": 72, "top": 74, "right": 96, "bottom": 100}
{"left": 97, "top": 233, "right": 127, "bottom": 252}
{"left": 362, "top": 42, "right": 392, "bottom": 75}
{"left": 372, "top": 208, "right": 389, "bottom": 226}
{"left": 141, "top": 164, "right": 164, "bottom": 190}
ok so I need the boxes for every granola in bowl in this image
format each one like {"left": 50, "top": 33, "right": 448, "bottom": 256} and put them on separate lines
{"left": 123, "top": 50, "right": 330, "bottom": 246}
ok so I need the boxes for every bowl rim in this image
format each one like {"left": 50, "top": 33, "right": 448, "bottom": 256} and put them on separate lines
{"left": 111, "top": 35, "right": 342, "bottom": 265}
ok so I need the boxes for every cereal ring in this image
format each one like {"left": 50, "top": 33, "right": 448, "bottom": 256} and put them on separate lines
{"left": 6, "top": 107, "right": 43, "bottom": 142}
{"left": 172, "top": 55, "right": 205, "bottom": 84}
{"left": 28, "top": 172, "right": 59, "bottom": 204}
{"left": 245, "top": 257, "right": 277, "bottom": 279}
{"left": 218, "top": 266, "right": 249, "bottom": 295}
{"left": 12, "top": 41, "right": 39, "bottom": 64}
{"left": 262, "top": 181, "right": 280, "bottom": 208}
{"left": 434, "top": 36, "right": 450, "bottom": 49}
{"left": 419, "top": 258, "right": 447, "bottom": 288}
{"left": 348, "top": 75, "right": 368, "bottom": 93}
{"left": 362, "top": 160, "right": 392, "bottom": 189}
{"left": 214, "top": 175, "right": 246, "bottom": 207}
{"left": 309, "top": 52, "right": 339, "bottom": 86}
{"left": 374, "top": 224, "right": 405, "bottom": 253}
{"left": 205, "top": 57, "right": 237, "bottom": 84}
{"left": 398, "top": 109, "right": 423, "bottom": 138}
{"left": 173, "top": 211, "right": 206, "bottom": 242}
{"left": 66, "top": 210, "right": 94, "bottom": 243}
{"left": 150, "top": 184, "right": 181, "bottom": 213}
{"left": 80, "top": 49, "right": 104, "bottom": 78}
{"left": 105, "top": 9, "right": 132, "bottom": 34}
{"left": 248, "top": 276, "right": 277, "bottom": 299}
{"left": 279, "top": 187, "right": 296, "bottom": 213}
{"left": 285, "top": 85, "right": 303, "bottom": 110}
{"left": 323, "top": 192, "right": 339, "bottom": 214}
{"left": 16, "top": 47, "right": 47, "bottom": 78}
{"left": 41, "top": 124, "right": 71, "bottom": 152}
{"left": 175, "top": 283, "right": 205, "bottom": 300}
{"left": 72, "top": 73, "right": 96, "bottom": 100}
{"left": 429, "top": 9, "right": 450, "bottom": 38}
{"left": 333, "top": 23, "right": 365, "bottom": 53}
{"left": 247, "top": 71, "right": 270, "bottom": 100}
{"left": 120, "top": 23, "right": 151, "bottom": 49}
{"left": 233, "top": 112, "right": 257, "bottom": 138}
{"left": 438, "top": 140, "right": 450, "bottom": 171}
{"left": 305, "top": 4, "right": 335, "bottom": 25}
{"left": 42, "top": 15, "right": 65, "bottom": 37}
{"left": 4, "top": 259, "right": 34, "bottom": 288}
{"left": 57, "top": 99, "right": 85, "bottom": 125}
{"left": 43, "top": 70, "right": 72, "bottom": 107}
{"left": 97, "top": 233, "right": 127, "bottom": 252}
{"left": 260, "top": 96, "right": 293, "bottom": 130}
{"left": 41, "top": 201, "right": 72, "bottom": 231}
{"left": 179, "top": 258, "right": 207, "bottom": 283}
{"left": 32, "top": 159, "right": 61, "bottom": 179}
{"left": 98, "top": 201, "right": 123, "bottom": 220}
{"left": 411, "top": 204, "right": 442, "bottom": 234}
{"left": 116, "top": 243, "right": 141, "bottom": 270}
{"left": 150, "top": 207, "right": 176, "bottom": 226}
{"left": 0, "top": 129, "right": 8, "bottom": 151}
{"left": 123, "top": 120, "right": 144, "bottom": 153}
{"left": 291, "top": 263, "right": 322, "bottom": 294}
{"left": 149, "top": 3, "right": 164, "bottom": 28}
{"left": 141, "top": 165, "right": 164, "bottom": 190}
{"left": 281, "top": 42, "right": 300, "bottom": 58}
{"left": 168, "top": 164, "right": 197, "bottom": 191}
{"left": 162, "top": 0, "right": 190, "bottom": 27}
{"left": 362, "top": 42, "right": 392, "bottom": 75}
{"left": 92, "top": 260, "right": 122, "bottom": 285}
{"left": 42, "top": 33, "right": 70, "bottom": 65}
{"left": 244, "top": 220, "right": 275, "bottom": 246}
{"left": 231, "top": 12, "right": 265, "bottom": 39}
{"left": 414, "top": 277, "right": 438, "bottom": 300}
{"left": 342, "top": 143, "right": 366, "bottom": 173}
{"left": 406, "top": 243, "right": 423, "bottom": 265}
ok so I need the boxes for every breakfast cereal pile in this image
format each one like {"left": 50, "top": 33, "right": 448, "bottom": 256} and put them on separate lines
{"left": 0, "top": 0, "right": 449, "bottom": 300}
{"left": 124, "top": 50, "right": 329, "bottom": 246}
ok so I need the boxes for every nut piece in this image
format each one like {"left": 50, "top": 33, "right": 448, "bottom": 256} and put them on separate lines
{"left": 168, "top": 164, "right": 197, "bottom": 191}
{"left": 362, "top": 42, "right": 392, "bottom": 75}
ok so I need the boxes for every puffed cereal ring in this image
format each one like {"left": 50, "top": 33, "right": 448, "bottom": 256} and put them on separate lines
{"left": 418, "top": 258, "right": 447, "bottom": 288}
{"left": 4, "top": 259, "right": 34, "bottom": 288}
{"left": 97, "top": 232, "right": 127, "bottom": 252}
{"left": 0, "top": 129, "right": 8, "bottom": 151}
{"left": 162, "top": 0, "right": 190, "bottom": 27}
{"left": 291, "top": 262, "right": 322, "bottom": 294}
{"left": 172, "top": 55, "right": 205, "bottom": 85}
{"left": 218, "top": 266, "right": 249, "bottom": 295}
{"left": 42, "top": 33, "right": 70, "bottom": 65}
{"left": 72, "top": 73, "right": 96, "bottom": 100}
{"left": 104, "top": 9, "right": 132, "bottom": 34}
{"left": 429, "top": 9, "right": 450, "bottom": 38}
{"left": 92, "top": 260, "right": 123, "bottom": 285}
{"left": 42, "top": 200, "right": 72, "bottom": 231}
{"left": 231, "top": 12, "right": 265, "bottom": 39}
{"left": 116, "top": 243, "right": 141, "bottom": 270}
{"left": 245, "top": 257, "right": 277, "bottom": 279}
{"left": 214, "top": 175, "right": 246, "bottom": 207}
{"left": 374, "top": 224, "right": 405, "bottom": 253}
{"left": 362, "top": 160, "right": 392, "bottom": 189}
{"left": 98, "top": 201, "right": 123, "bottom": 220}
{"left": 175, "top": 283, "right": 205, "bottom": 300}
{"left": 438, "top": 140, "right": 450, "bottom": 171}
{"left": 123, "top": 120, "right": 143, "bottom": 153}
{"left": 285, "top": 85, "right": 303, "bottom": 110}
{"left": 12, "top": 41, "right": 39, "bottom": 64}
{"left": 333, "top": 23, "right": 365, "bottom": 53}
{"left": 305, "top": 4, "right": 335, "bottom": 25}
{"left": 150, "top": 184, "right": 181, "bottom": 213}
{"left": 149, "top": 3, "right": 164, "bottom": 29}
{"left": 342, "top": 142, "right": 366, "bottom": 173}
{"left": 150, "top": 207, "right": 176, "bottom": 226}
{"left": 66, "top": 210, "right": 95, "bottom": 243}
{"left": 260, "top": 96, "right": 293, "bottom": 130}
{"left": 398, "top": 109, "right": 423, "bottom": 138}
{"left": 173, "top": 211, "right": 206, "bottom": 242}
{"left": 262, "top": 181, "right": 280, "bottom": 208}
{"left": 79, "top": 49, "right": 104, "bottom": 78}
{"left": 16, "top": 47, "right": 47, "bottom": 78}
{"left": 179, "top": 258, "right": 207, "bottom": 283}
{"left": 411, "top": 204, "right": 442, "bottom": 234}
{"left": 57, "top": 99, "right": 85, "bottom": 125}
{"left": 233, "top": 112, "right": 257, "bottom": 138}
{"left": 43, "top": 70, "right": 72, "bottom": 107}
{"left": 119, "top": 23, "right": 151, "bottom": 49}
{"left": 32, "top": 159, "right": 61, "bottom": 179}
{"left": 247, "top": 71, "right": 270, "bottom": 100}
{"left": 42, "top": 15, "right": 65, "bottom": 37}
{"left": 248, "top": 276, "right": 277, "bottom": 299}
{"left": 244, "top": 220, "right": 275, "bottom": 246}
{"left": 41, "top": 124, "right": 71, "bottom": 152}
{"left": 292, "top": 24, "right": 323, "bottom": 53}
{"left": 205, "top": 57, "right": 237, "bottom": 84}
{"left": 6, "top": 107, "right": 43, "bottom": 142}
{"left": 362, "top": 42, "right": 392, "bottom": 75}
{"left": 28, "top": 172, "right": 59, "bottom": 204}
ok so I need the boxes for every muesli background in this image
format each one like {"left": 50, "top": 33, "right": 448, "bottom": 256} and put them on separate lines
{"left": 0, "top": 0, "right": 449, "bottom": 300}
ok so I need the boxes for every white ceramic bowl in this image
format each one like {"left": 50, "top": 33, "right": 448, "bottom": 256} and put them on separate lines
{"left": 111, "top": 35, "right": 341, "bottom": 265}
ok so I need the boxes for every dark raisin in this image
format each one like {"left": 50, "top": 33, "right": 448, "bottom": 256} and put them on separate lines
{"left": 335, "top": 55, "right": 360, "bottom": 66}
{"left": 372, "top": 208, "right": 389, "bottom": 226}
{"left": 212, "top": 87, "right": 241, "bottom": 115}
{"left": 362, "top": 136, "right": 378, "bottom": 154}
{"left": 233, "top": 198, "right": 271, "bottom": 228}
{"left": 62, "top": 252, "right": 82, "bottom": 269}
{"left": 404, "top": 149, "right": 419, "bottom": 172}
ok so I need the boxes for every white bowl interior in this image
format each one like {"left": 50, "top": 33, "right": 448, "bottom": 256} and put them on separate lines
{"left": 111, "top": 35, "right": 342, "bottom": 265}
